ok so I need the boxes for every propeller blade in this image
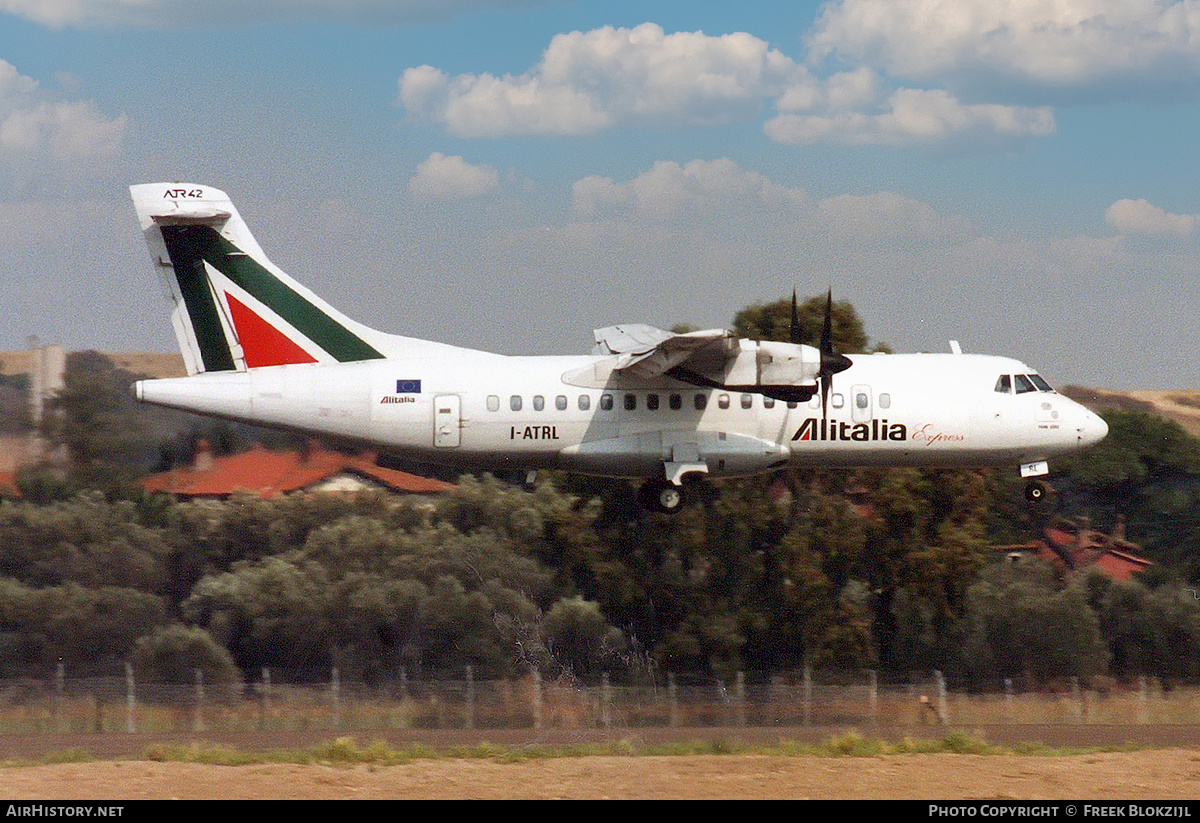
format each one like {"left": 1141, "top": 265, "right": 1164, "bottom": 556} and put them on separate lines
{"left": 790, "top": 289, "right": 801, "bottom": 345}
{"left": 817, "top": 289, "right": 852, "bottom": 421}
{"left": 821, "top": 290, "right": 830, "bottom": 349}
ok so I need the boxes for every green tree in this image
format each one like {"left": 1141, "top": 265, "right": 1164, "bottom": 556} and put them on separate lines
{"left": 0, "top": 579, "right": 167, "bottom": 676}
{"left": 732, "top": 294, "right": 876, "bottom": 352}
{"left": 955, "top": 561, "right": 1108, "bottom": 687}
{"left": 130, "top": 624, "right": 242, "bottom": 686}
{"left": 42, "top": 351, "right": 146, "bottom": 492}
{"left": 1054, "top": 410, "right": 1200, "bottom": 581}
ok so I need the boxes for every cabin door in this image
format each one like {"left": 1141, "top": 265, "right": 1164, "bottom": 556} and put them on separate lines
{"left": 434, "top": 395, "right": 461, "bottom": 448}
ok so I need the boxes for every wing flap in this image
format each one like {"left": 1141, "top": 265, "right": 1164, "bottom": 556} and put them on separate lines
{"left": 593, "top": 324, "right": 731, "bottom": 379}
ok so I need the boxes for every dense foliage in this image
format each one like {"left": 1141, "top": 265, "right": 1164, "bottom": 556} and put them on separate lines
{"left": 1, "top": 302, "right": 1198, "bottom": 688}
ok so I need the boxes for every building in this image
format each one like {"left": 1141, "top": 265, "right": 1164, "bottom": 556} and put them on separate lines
{"left": 139, "top": 440, "right": 455, "bottom": 500}
{"left": 996, "top": 516, "right": 1153, "bottom": 582}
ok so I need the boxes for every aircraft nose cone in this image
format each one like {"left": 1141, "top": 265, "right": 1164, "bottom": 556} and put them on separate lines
{"left": 1078, "top": 409, "right": 1108, "bottom": 447}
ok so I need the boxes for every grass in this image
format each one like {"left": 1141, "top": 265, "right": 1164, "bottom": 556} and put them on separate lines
{"left": 0, "top": 730, "right": 1166, "bottom": 768}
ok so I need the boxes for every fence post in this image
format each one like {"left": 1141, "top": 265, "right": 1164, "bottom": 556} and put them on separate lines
{"left": 465, "top": 665, "right": 474, "bottom": 730}
{"left": 532, "top": 670, "right": 542, "bottom": 730}
{"left": 260, "top": 667, "right": 271, "bottom": 729}
{"left": 193, "top": 668, "right": 205, "bottom": 733}
{"left": 668, "top": 673, "right": 679, "bottom": 728}
{"left": 55, "top": 661, "right": 64, "bottom": 734}
{"left": 124, "top": 662, "right": 136, "bottom": 734}
{"left": 1005, "top": 678, "right": 1014, "bottom": 724}
{"left": 868, "top": 669, "right": 878, "bottom": 726}
{"left": 1138, "top": 675, "right": 1149, "bottom": 725}
{"left": 601, "top": 672, "right": 611, "bottom": 730}
{"left": 735, "top": 671, "right": 746, "bottom": 727}
{"left": 935, "top": 670, "right": 947, "bottom": 725}
{"left": 803, "top": 666, "right": 812, "bottom": 726}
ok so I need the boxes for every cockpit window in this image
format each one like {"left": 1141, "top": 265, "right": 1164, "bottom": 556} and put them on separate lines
{"left": 998, "top": 373, "right": 1054, "bottom": 395}
{"left": 1028, "top": 373, "right": 1054, "bottom": 392}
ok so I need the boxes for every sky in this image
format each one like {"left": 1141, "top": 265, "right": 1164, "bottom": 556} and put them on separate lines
{"left": 1, "top": 0, "right": 1199, "bottom": 389}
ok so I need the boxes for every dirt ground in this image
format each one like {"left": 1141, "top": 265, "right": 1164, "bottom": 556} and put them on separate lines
{"left": 0, "top": 748, "right": 1198, "bottom": 800}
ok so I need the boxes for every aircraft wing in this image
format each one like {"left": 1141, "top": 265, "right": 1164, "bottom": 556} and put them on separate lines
{"left": 593, "top": 324, "right": 732, "bottom": 379}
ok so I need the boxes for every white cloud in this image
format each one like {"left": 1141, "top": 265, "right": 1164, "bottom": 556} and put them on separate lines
{"left": 817, "top": 190, "right": 973, "bottom": 240}
{"left": 408, "top": 152, "right": 499, "bottom": 201}
{"left": 0, "top": 59, "right": 127, "bottom": 162}
{"left": 400, "top": 23, "right": 806, "bottom": 137}
{"left": 571, "top": 157, "right": 970, "bottom": 242}
{"left": 808, "top": 0, "right": 1200, "bottom": 92}
{"left": 1106, "top": 198, "right": 1200, "bottom": 235}
{"left": 766, "top": 87, "right": 1054, "bottom": 146}
{"left": 572, "top": 158, "right": 808, "bottom": 221}
{"left": 401, "top": 24, "right": 1059, "bottom": 148}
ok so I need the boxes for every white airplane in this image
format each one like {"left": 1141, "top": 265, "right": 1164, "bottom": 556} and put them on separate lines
{"left": 129, "top": 182, "right": 1108, "bottom": 513}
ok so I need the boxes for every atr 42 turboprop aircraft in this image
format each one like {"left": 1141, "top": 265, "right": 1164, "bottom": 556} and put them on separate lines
{"left": 129, "top": 183, "right": 1108, "bottom": 513}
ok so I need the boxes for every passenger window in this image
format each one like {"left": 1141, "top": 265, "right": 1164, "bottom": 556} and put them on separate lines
{"left": 718, "top": 394, "right": 730, "bottom": 409}
{"left": 995, "top": 375, "right": 1012, "bottom": 394}
{"left": 741, "top": 394, "right": 753, "bottom": 409}
{"left": 647, "top": 393, "right": 660, "bottom": 411}
{"left": 624, "top": 393, "right": 637, "bottom": 411}
{"left": 669, "top": 394, "right": 682, "bottom": 410}
{"left": 555, "top": 395, "right": 568, "bottom": 411}
{"left": 879, "top": 393, "right": 891, "bottom": 409}
{"left": 533, "top": 395, "right": 545, "bottom": 411}
{"left": 487, "top": 395, "right": 500, "bottom": 412}
{"left": 600, "top": 393, "right": 613, "bottom": 411}
{"left": 1014, "top": 374, "right": 1037, "bottom": 394}
{"left": 764, "top": 397, "right": 775, "bottom": 409}
{"left": 856, "top": 392, "right": 869, "bottom": 409}
{"left": 579, "top": 394, "right": 591, "bottom": 411}
{"left": 510, "top": 395, "right": 522, "bottom": 411}
{"left": 832, "top": 393, "right": 844, "bottom": 409}
{"left": 695, "top": 394, "right": 707, "bottom": 410}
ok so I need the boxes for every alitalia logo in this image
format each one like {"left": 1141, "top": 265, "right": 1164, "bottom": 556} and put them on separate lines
{"left": 792, "top": 418, "right": 908, "bottom": 442}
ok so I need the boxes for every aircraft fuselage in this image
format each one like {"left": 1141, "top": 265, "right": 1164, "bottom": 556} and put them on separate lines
{"left": 135, "top": 345, "right": 1106, "bottom": 480}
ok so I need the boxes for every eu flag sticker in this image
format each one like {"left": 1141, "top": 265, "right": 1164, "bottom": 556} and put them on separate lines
{"left": 396, "top": 379, "right": 422, "bottom": 394}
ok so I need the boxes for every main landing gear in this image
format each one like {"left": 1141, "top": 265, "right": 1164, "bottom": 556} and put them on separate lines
{"left": 638, "top": 478, "right": 687, "bottom": 515}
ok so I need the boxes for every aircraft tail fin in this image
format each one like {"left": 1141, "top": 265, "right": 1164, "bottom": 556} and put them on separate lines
{"left": 130, "top": 183, "right": 388, "bottom": 375}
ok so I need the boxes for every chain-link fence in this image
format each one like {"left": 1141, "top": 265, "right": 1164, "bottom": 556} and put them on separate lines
{"left": 0, "top": 666, "right": 1197, "bottom": 736}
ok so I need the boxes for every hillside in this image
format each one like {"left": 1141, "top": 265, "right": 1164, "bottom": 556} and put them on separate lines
{"left": 0, "top": 351, "right": 186, "bottom": 380}
{"left": 1062, "top": 387, "right": 1200, "bottom": 437}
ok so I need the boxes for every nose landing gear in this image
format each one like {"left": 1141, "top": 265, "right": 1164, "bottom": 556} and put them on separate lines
{"left": 1024, "top": 479, "right": 1050, "bottom": 503}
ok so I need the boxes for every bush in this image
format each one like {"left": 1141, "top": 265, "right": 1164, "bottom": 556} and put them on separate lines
{"left": 130, "top": 624, "right": 242, "bottom": 687}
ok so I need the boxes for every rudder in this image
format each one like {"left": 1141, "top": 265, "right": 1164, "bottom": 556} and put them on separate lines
{"left": 130, "top": 183, "right": 387, "bottom": 375}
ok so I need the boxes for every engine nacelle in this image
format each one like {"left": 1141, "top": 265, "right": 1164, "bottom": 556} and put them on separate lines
{"left": 696, "top": 339, "right": 822, "bottom": 401}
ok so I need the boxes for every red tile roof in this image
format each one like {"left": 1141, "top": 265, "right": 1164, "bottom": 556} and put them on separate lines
{"left": 139, "top": 442, "right": 455, "bottom": 499}
{"left": 996, "top": 519, "right": 1153, "bottom": 582}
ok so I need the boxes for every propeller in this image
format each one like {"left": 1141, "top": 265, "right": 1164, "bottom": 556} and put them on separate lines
{"left": 790, "top": 289, "right": 802, "bottom": 345}
{"left": 817, "top": 289, "right": 852, "bottom": 421}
